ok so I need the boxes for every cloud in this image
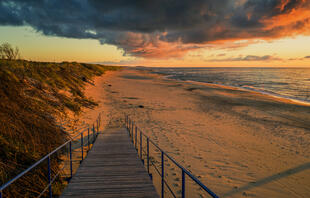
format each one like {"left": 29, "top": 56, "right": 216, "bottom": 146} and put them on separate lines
{"left": 99, "top": 31, "right": 201, "bottom": 58}
{"left": 0, "top": 0, "right": 309, "bottom": 58}
{"left": 288, "top": 55, "right": 310, "bottom": 60}
{"left": 207, "top": 55, "right": 282, "bottom": 62}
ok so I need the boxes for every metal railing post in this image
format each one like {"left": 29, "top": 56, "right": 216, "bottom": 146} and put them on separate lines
{"left": 182, "top": 169, "right": 185, "bottom": 198}
{"left": 132, "top": 122, "right": 134, "bottom": 143}
{"left": 135, "top": 126, "right": 137, "bottom": 149}
{"left": 127, "top": 118, "right": 129, "bottom": 132}
{"left": 128, "top": 118, "right": 130, "bottom": 132}
{"left": 99, "top": 113, "right": 101, "bottom": 127}
{"left": 130, "top": 120, "right": 133, "bottom": 140}
{"left": 88, "top": 128, "right": 90, "bottom": 151}
{"left": 125, "top": 115, "right": 127, "bottom": 129}
{"left": 98, "top": 114, "right": 100, "bottom": 127}
{"left": 134, "top": 126, "right": 136, "bottom": 147}
{"left": 131, "top": 122, "right": 134, "bottom": 141}
{"left": 161, "top": 151, "right": 164, "bottom": 198}
{"left": 47, "top": 156, "right": 52, "bottom": 198}
{"left": 81, "top": 133, "right": 84, "bottom": 161}
{"left": 147, "top": 137, "right": 150, "bottom": 174}
{"left": 129, "top": 120, "right": 131, "bottom": 135}
{"left": 140, "top": 131, "right": 142, "bottom": 159}
{"left": 69, "top": 142, "right": 72, "bottom": 178}
{"left": 93, "top": 124, "right": 95, "bottom": 142}
{"left": 131, "top": 122, "right": 134, "bottom": 138}
{"left": 97, "top": 120, "right": 99, "bottom": 133}
{"left": 131, "top": 120, "right": 133, "bottom": 137}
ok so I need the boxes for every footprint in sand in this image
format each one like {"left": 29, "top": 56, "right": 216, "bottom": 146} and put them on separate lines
{"left": 194, "top": 156, "right": 203, "bottom": 160}
{"left": 123, "top": 97, "right": 139, "bottom": 100}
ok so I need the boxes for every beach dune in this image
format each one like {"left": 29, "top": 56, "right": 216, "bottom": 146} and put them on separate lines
{"left": 80, "top": 68, "right": 310, "bottom": 198}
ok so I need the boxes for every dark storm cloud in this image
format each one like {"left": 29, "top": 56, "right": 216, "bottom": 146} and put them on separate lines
{"left": 230, "top": 0, "right": 307, "bottom": 28}
{"left": 0, "top": 0, "right": 309, "bottom": 58}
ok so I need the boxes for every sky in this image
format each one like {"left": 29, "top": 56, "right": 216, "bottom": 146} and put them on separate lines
{"left": 0, "top": 0, "right": 310, "bottom": 67}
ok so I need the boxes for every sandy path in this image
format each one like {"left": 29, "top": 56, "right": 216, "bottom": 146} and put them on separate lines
{"left": 78, "top": 68, "right": 310, "bottom": 198}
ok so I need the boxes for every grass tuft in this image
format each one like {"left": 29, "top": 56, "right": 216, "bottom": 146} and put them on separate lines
{"left": 0, "top": 59, "right": 120, "bottom": 196}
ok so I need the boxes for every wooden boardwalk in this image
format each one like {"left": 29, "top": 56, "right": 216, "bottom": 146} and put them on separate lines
{"left": 61, "top": 128, "right": 159, "bottom": 198}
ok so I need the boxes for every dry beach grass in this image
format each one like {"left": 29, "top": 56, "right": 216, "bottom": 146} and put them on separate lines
{"left": 0, "top": 59, "right": 119, "bottom": 197}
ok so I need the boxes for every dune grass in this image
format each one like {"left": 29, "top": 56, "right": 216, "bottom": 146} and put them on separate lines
{"left": 0, "top": 59, "right": 119, "bottom": 196}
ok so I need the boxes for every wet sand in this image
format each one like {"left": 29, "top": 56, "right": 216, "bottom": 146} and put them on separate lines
{"left": 78, "top": 68, "right": 310, "bottom": 198}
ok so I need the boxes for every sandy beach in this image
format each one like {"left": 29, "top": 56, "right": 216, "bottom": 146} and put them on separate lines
{"left": 78, "top": 68, "right": 310, "bottom": 198}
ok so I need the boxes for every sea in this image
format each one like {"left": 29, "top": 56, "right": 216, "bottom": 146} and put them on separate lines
{"left": 149, "top": 67, "right": 310, "bottom": 104}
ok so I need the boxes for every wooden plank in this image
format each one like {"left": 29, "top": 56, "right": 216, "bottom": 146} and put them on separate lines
{"left": 61, "top": 128, "right": 158, "bottom": 198}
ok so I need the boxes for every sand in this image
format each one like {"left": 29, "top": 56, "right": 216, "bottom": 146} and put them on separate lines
{"left": 77, "top": 68, "right": 310, "bottom": 198}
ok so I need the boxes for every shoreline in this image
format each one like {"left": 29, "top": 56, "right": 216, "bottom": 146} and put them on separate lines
{"left": 81, "top": 68, "right": 310, "bottom": 198}
{"left": 154, "top": 70, "right": 310, "bottom": 107}
{"left": 183, "top": 79, "right": 310, "bottom": 106}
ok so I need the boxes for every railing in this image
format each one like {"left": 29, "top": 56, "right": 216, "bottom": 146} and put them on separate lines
{"left": 0, "top": 112, "right": 103, "bottom": 198}
{"left": 125, "top": 115, "right": 219, "bottom": 198}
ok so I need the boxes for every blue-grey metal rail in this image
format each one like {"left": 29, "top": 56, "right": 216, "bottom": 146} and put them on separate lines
{"left": 125, "top": 115, "right": 219, "bottom": 198}
{"left": 0, "top": 113, "right": 103, "bottom": 198}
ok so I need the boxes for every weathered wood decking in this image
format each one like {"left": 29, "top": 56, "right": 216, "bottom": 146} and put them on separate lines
{"left": 61, "top": 128, "right": 158, "bottom": 198}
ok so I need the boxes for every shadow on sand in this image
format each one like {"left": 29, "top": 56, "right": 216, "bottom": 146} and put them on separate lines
{"left": 222, "top": 162, "right": 310, "bottom": 197}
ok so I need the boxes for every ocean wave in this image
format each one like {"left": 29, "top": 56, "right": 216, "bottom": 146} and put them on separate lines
{"left": 152, "top": 67, "right": 310, "bottom": 105}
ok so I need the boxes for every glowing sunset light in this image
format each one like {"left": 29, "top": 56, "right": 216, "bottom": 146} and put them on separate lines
{"left": 1, "top": 2, "right": 310, "bottom": 198}
{"left": 0, "top": 0, "right": 309, "bottom": 67}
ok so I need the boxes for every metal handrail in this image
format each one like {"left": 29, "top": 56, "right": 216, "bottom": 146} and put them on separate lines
{"left": 0, "top": 112, "right": 103, "bottom": 198}
{"left": 125, "top": 115, "right": 219, "bottom": 198}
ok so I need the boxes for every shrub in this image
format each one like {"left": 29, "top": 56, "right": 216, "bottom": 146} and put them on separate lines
{"left": 0, "top": 43, "right": 21, "bottom": 60}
